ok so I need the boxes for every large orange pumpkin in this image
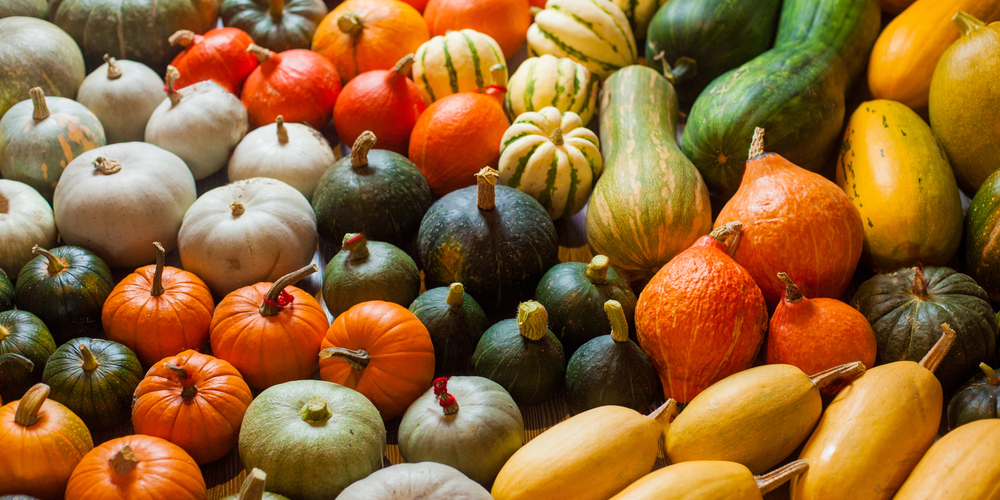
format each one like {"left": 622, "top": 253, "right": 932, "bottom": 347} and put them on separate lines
{"left": 65, "top": 435, "right": 206, "bottom": 500}
{"left": 319, "top": 300, "right": 435, "bottom": 420}
{"left": 242, "top": 44, "right": 342, "bottom": 129}
{"left": 102, "top": 242, "right": 215, "bottom": 367}
{"left": 424, "top": 0, "right": 531, "bottom": 59}
{"left": 312, "top": 0, "right": 430, "bottom": 84}
{"left": 168, "top": 28, "right": 259, "bottom": 94}
{"left": 132, "top": 350, "right": 253, "bottom": 465}
{"left": 210, "top": 264, "right": 329, "bottom": 390}
{"left": 0, "top": 384, "right": 94, "bottom": 500}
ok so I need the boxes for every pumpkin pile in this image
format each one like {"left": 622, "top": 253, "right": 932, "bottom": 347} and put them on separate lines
{"left": 4, "top": 0, "right": 1000, "bottom": 497}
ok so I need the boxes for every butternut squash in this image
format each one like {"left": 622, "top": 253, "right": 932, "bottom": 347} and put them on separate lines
{"left": 610, "top": 460, "right": 809, "bottom": 500}
{"left": 893, "top": 418, "right": 1000, "bottom": 499}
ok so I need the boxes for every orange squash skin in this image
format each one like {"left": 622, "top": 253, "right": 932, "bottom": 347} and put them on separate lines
{"left": 241, "top": 48, "right": 342, "bottom": 129}
{"left": 65, "top": 435, "right": 206, "bottom": 500}
{"left": 169, "top": 28, "right": 259, "bottom": 94}
{"left": 334, "top": 63, "right": 428, "bottom": 155}
{"left": 423, "top": 0, "right": 531, "bottom": 59}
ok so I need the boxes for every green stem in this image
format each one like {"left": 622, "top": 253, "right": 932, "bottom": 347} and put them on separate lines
{"left": 446, "top": 283, "right": 465, "bottom": 307}
{"left": 351, "top": 131, "right": 377, "bottom": 168}
{"left": 319, "top": 347, "right": 371, "bottom": 370}
{"left": 79, "top": 344, "right": 99, "bottom": 372}
{"left": 240, "top": 469, "right": 268, "bottom": 500}
{"left": 338, "top": 13, "right": 363, "bottom": 36}
{"left": 31, "top": 246, "right": 65, "bottom": 274}
{"left": 605, "top": 300, "right": 629, "bottom": 343}
{"left": 342, "top": 233, "right": 370, "bottom": 261}
{"left": 517, "top": 301, "right": 548, "bottom": 341}
{"left": 776, "top": 272, "right": 803, "bottom": 303}
{"left": 14, "top": 383, "right": 50, "bottom": 427}
{"left": 953, "top": 11, "right": 986, "bottom": 37}
{"left": 151, "top": 242, "right": 166, "bottom": 297}
{"left": 300, "top": 396, "right": 332, "bottom": 424}
{"left": 980, "top": 363, "right": 999, "bottom": 386}
{"left": 259, "top": 264, "right": 318, "bottom": 317}
{"left": 756, "top": 459, "right": 809, "bottom": 494}
{"left": 584, "top": 255, "right": 610, "bottom": 284}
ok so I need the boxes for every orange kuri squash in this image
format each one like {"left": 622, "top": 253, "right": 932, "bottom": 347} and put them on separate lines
{"left": 423, "top": 0, "right": 531, "bottom": 59}
{"left": 168, "top": 28, "right": 259, "bottom": 94}
{"left": 65, "top": 435, "right": 206, "bottom": 500}
{"left": 242, "top": 44, "right": 342, "bottom": 129}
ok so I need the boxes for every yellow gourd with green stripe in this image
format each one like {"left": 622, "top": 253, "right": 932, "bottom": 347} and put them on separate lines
{"left": 527, "top": 0, "right": 637, "bottom": 80}
{"left": 505, "top": 55, "right": 598, "bottom": 125}
{"left": 412, "top": 29, "right": 506, "bottom": 103}
{"left": 610, "top": 460, "right": 809, "bottom": 500}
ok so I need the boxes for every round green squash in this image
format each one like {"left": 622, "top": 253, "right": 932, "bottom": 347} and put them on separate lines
{"left": 472, "top": 301, "right": 565, "bottom": 406}
{"left": 221, "top": 468, "right": 291, "bottom": 500}
{"left": 851, "top": 265, "right": 999, "bottom": 390}
{"left": 965, "top": 167, "right": 1000, "bottom": 302}
{"left": 398, "top": 376, "right": 524, "bottom": 488}
{"left": 221, "top": 0, "right": 327, "bottom": 52}
{"left": 0, "top": 268, "right": 12, "bottom": 311}
{"left": 238, "top": 379, "right": 387, "bottom": 500}
{"left": 336, "top": 462, "right": 493, "bottom": 500}
{"left": 0, "top": 87, "right": 106, "bottom": 201}
{"left": 41, "top": 337, "right": 142, "bottom": 430}
{"left": 0, "top": 17, "right": 85, "bottom": 119}
{"left": 322, "top": 233, "right": 421, "bottom": 319}
{"left": 0, "top": 0, "right": 49, "bottom": 19}
{"left": 13, "top": 246, "right": 114, "bottom": 345}
{"left": 947, "top": 362, "right": 1000, "bottom": 431}
{"left": 312, "top": 132, "right": 433, "bottom": 249}
{"left": 0, "top": 310, "right": 55, "bottom": 404}
{"left": 409, "top": 283, "right": 489, "bottom": 376}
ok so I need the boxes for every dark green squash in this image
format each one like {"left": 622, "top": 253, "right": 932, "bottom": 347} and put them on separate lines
{"left": 0, "top": 268, "right": 12, "bottom": 311}
{"left": 40, "top": 337, "right": 143, "bottom": 430}
{"left": 322, "top": 233, "right": 421, "bottom": 318}
{"left": 13, "top": 246, "right": 114, "bottom": 344}
{"left": 472, "top": 301, "right": 565, "bottom": 406}
{"left": 221, "top": 468, "right": 291, "bottom": 500}
{"left": 0, "top": 310, "right": 55, "bottom": 404}
{"left": 312, "top": 132, "right": 433, "bottom": 249}
{"left": 564, "top": 300, "right": 660, "bottom": 416}
{"left": 221, "top": 0, "right": 327, "bottom": 53}
{"left": 534, "top": 255, "right": 637, "bottom": 356}
{"left": 0, "top": 17, "right": 85, "bottom": 118}
{"left": 418, "top": 167, "right": 558, "bottom": 315}
{"left": 851, "top": 265, "right": 999, "bottom": 391}
{"left": 0, "top": 0, "right": 49, "bottom": 19}
{"left": 409, "top": 283, "right": 489, "bottom": 376}
{"left": 965, "top": 167, "right": 1000, "bottom": 302}
{"left": 947, "top": 362, "right": 1000, "bottom": 431}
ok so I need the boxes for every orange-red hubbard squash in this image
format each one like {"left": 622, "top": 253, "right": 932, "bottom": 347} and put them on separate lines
{"left": 168, "top": 28, "right": 259, "bottom": 94}
{"left": 242, "top": 44, "right": 342, "bottom": 129}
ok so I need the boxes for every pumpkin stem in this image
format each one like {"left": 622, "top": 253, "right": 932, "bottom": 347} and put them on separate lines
{"left": 912, "top": 264, "right": 929, "bottom": 297}
{"left": 980, "top": 362, "right": 1000, "bottom": 386}
{"left": 300, "top": 396, "right": 333, "bottom": 424}
{"left": 110, "top": 445, "right": 139, "bottom": 476}
{"left": 31, "top": 245, "right": 65, "bottom": 274}
{"left": 808, "top": 361, "right": 865, "bottom": 391}
{"left": 446, "top": 283, "right": 465, "bottom": 307}
{"left": 165, "top": 66, "right": 182, "bottom": 106}
{"left": 605, "top": 300, "right": 629, "bottom": 343}
{"left": 709, "top": 221, "right": 742, "bottom": 244}
{"left": 168, "top": 30, "right": 197, "bottom": 48}
{"left": 79, "top": 344, "right": 100, "bottom": 372}
{"left": 246, "top": 44, "right": 271, "bottom": 64}
{"left": 319, "top": 347, "right": 371, "bottom": 370}
{"left": 648, "top": 398, "right": 677, "bottom": 425}
{"left": 776, "top": 272, "right": 803, "bottom": 303}
{"left": 433, "top": 377, "right": 460, "bottom": 415}
{"left": 268, "top": 0, "right": 284, "bottom": 19}
{"left": 14, "top": 383, "right": 50, "bottom": 427}
{"left": 748, "top": 127, "right": 765, "bottom": 159}
{"left": 584, "top": 255, "right": 610, "bottom": 284}
{"left": 517, "top": 301, "right": 549, "bottom": 341}
{"left": 669, "top": 57, "right": 697, "bottom": 85}
{"left": 230, "top": 201, "right": 246, "bottom": 217}
{"left": 259, "top": 264, "right": 318, "bottom": 316}
{"left": 476, "top": 167, "right": 500, "bottom": 211}
{"left": 920, "top": 324, "right": 957, "bottom": 373}
{"left": 953, "top": 11, "right": 986, "bottom": 37}
{"left": 240, "top": 468, "right": 268, "bottom": 500}
{"left": 93, "top": 157, "right": 123, "bottom": 175}
{"left": 342, "top": 233, "right": 370, "bottom": 261}
{"left": 274, "top": 116, "right": 289, "bottom": 144}
{"left": 393, "top": 54, "right": 415, "bottom": 76}
{"left": 756, "top": 459, "right": 809, "bottom": 494}
{"left": 103, "top": 54, "right": 122, "bottom": 80}
{"left": 150, "top": 242, "right": 166, "bottom": 296}
{"left": 351, "top": 131, "right": 377, "bottom": 168}
{"left": 28, "top": 87, "right": 50, "bottom": 121}
{"left": 550, "top": 127, "right": 564, "bottom": 146}
{"left": 165, "top": 364, "right": 198, "bottom": 399}
{"left": 338, "top": 12, "right": 364, "bottom": 36}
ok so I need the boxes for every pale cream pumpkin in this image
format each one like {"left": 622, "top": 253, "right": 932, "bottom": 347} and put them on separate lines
{"left": 76, "top": 56, "right": 166, "bottom": 144}
{"left": 0, "top": 179, "right": 57, "bottom": 278}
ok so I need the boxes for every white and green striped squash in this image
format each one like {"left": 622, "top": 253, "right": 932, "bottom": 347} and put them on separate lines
{"left": 527, "top": 0, "right": 637, "bottom": 80}
{"left": 498, "top": 107, "right": 602, "bottom": 220}
{"left": 412, "top": 29, "right": 507, "bottom": 104}
{"left": 505, "top": 55, "right": 599, "bottom": 125}
{"left": 611, "top": 0, "right": 667, "bottom": 39}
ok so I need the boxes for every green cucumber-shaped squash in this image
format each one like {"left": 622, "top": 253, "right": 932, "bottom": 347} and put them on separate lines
{"left": 966, "top": 168, "right": 1000, "bottom": 302}
{"left": 585, "top": 65, "right": 711, "bottom": 283}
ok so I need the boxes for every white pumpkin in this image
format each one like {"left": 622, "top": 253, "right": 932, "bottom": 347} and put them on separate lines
{"left": 52, "top": 142, "right": 197, "bottom": 268}
{"left": 228, "top": 115, "right": 339, "bottom": 201}
{"left": 0, "top": 179, "right": 57, "bottom": 278}
{"left": 335, "top": 462, "right": 493, "bottom": 500}
{"left": 178, "top": 177, "right": 318, "bottom": 297}
{"left": 498, "top": 107, "right": 603, "bottom": 219}
{"left": 145, "top": 66, "right": 249, "bottom": 180}
{"left": 76, "top": 56, "right": 167, "bottom": 144}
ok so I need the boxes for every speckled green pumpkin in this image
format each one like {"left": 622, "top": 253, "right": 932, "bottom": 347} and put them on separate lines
{"left": 322, "top": 234, "right": 421, "bottom": 319}
{"left": 409, "top": 283, "right": 490, "bottom": 375}
{"left": 947, "top": 363, "right": 1000, "bottom": 431}
{"left": 0, "top": 310, "right": 55, "bottom": 404}
{"left": 0, "top": 0, "right": 49, "bottom": 19}
{"left": 0, "top": 17, "right": 85, "bottom": 120}
{"left": 0, "top": 269, "right": 12, "bottom": 311}
{"left": 221, "top": 0, "right": 327, "bottom": 52}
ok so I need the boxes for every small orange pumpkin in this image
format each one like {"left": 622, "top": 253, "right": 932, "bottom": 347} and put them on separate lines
{"left": 319, "top": 300, "right": 435, "bottom": 420}
{"left": 424, "top": 0, "right": 531, "bottom": 59}
{"left": 168, "top": 28, "right": 259, "bottom": 93}
{"left": 210, "top": 264, "right": 328, "bottom": 390}
{"left": 65, "top": 435, "right": 206, "bottom": 500}
{"left": 132, "top": 350, "right": 253, "bottom": 465}
{"left": 242, "top": 44, "right": 342, "bottom": 129}
{"left": 102, "top": 242, "right": 215, "bottom": 367}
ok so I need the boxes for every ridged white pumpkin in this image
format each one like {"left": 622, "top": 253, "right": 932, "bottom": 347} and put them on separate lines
{"left": 506, "top": 55, "right": 598, "bottom": 125}
{"left": 498, "top": 107, "right": 602, "bottom": 219}
{"left": 336, "top": 462, "right": 493, "bottom": 500}
{"left": 527, "top": 0, "right": 637, "bottom": 80}
{"left": 413, "top": 29, "right": 507, "bottom": 103}
{"left": 0, "top": 179, "right": 57, "bottom": 278}
{"left": 76, "top": 56, "right": 166, "bottom": 144}
{"left": 178, "top": 177, "right": 318, "bottom": 296}
{"left": 611, "top": 0, "right": 666, "bottom": 39}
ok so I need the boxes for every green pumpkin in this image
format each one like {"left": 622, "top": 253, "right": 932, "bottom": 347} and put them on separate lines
{"left": 534, "top": 255, "right": 637, "bottom": 355}
{"left": 0, "top": 17, "right": 85, "bottom": 119}
{"left": 472, "top": 301, "right": 565, "bottom": 406}
{"left": 221, "top": 0, "right": 327, "bottom": 52}
{"left": 238, "top": 379, "right": 387, "bottom": 500}
{"left": 13, "top": 246, "right": 114, "bottom": 345}
{"left": 947, "top": 362, "right": 1000, "bottom": 431}
{"left": 312, "top": 132, "right": 433, "bottom": 249}
{"left": 41, "top": 337, "right": 142, "bottom": 430}
{"left": 852, "top": 265, "right": 999, "bottom": 390}
{"left": 0, "top": 0, "right": 49, "bottom": 19}
{"left": 0, "top": 310, "right": 55, "bottom": 404}
{"left": 409, "top": 283, "right": 489, "bottom": 376}
{"left": 221, "top": 468, "right": 291, "bottom": 500}
{"left": 565, "top": 300, "right": 660, "bottom": 416}
{"left": 965, "top": 167, "right": 1000, "bottom": 302}
{"left": 0, "top": 268, "right": 12, "bottom": 311}
{"left": 322, "top": 233, "right": 421, "bottom": 319}
{"left": 0, "top": 88, "right": 106, "bottom": 201}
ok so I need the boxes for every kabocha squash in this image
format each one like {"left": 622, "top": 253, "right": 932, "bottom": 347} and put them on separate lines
{"left": 242, "top": 44, "right": 342, "bottom": 129}
{"left": 210, "top": 265, "right": 328, "bottom": 389}
{"left": 319, "top": 300, "right": 435, "bottom": 420}
{"left": 42, "top": 339, "right": 141, "bottom": 430}
{"left": 418, "top": 168, "right": 558, "bottom": 314}
{"left": 498, "top": 106, "right": 603, "bottom": 220}
{"left": 423, "top": 0, "right": 530, "bottom": 60}
{"left": 53, "top": 143, "right": 197, "bottom": 268}
{"left": 0, "top": 180, "right": 57, "bottom": 278}
{"left": 636, "top": 223, "right": 767, "bottom": 404}
{"left": 0, "top": 353, "right": 33, "bottom": 406}
{"left": 167, "top": 28, "right": 258, "bottom": 93}
{"left": 852, "top": 265, "right": 998, "bottom": 390}
{"left": 505, "top": 55, "right": 597, "bottom": 125}
{"left": 0, "top": 269, "right": 10, "bottom": 311}
{"left": 14, "top": 246, "right": 113, "bottom": 344}
{"left": 239, "top": 380, "right": 386, "bottom": 500}
{"left": 947, "top": 362, "right": 1000, "bottom": 430}
{"left": 611, "top": 460, "right": 809, "bottom": 500}
{"left": 492, "top": 400, "right": 677, "bottom": 500}
{"left": 472, "top": 301, "right": 565, "bottom": 406}
{"left": 322, "top": 234, "right": 421, "bottom": 320}
{"left": 220, "top": 0, "right": 328, "bottom": 53}
{"left": 398, "top": 376, "right": 524, "bottom": 487}
{"left": 312, "top": 132, "right": 432, "bottom": 248}
{"left": 967, "top": 169, "right": 1000, "bottom": 301}
{"left": 0, "top": 17, "right": 84, "bottom": 118}
{"left": 75, "top": 56, "right": 167, "bottom": 144}
{"left": 894, "top": 418, "right": 1000, "bottom": 500}
{"left": 0, "top": 88, "right": 106, "bottom": 201}
{"left": 585, "top": 65, "right": 711, "bottom": 283}
{"left": 0, "top": 311, "right": 54, "bottom": 404}
{"left": 565, "top": 300, "right": 659, "bottom": 415}
{"left": 222, "top": 469, "right": 290, "bottom": 500}
{"left": 412, "top": 30, "right": 506, "bottom": 104}
{"left": 409, "top": 284, "right": 489, "bottom": 375}
{"left": 337, "top": 462, "right": 493, "bottom": 500}
{"left": 527, "top": 0, "right": 637, "bottom": 80}
{"left": 0, "top": 384, "right": 93, "bottom": 500}
{"left": 132, "top": 350, "right": 253, "bottom": 464}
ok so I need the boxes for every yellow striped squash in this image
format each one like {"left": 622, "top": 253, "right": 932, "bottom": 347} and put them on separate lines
{"left": 412, "top": 29, "right": 507, "bottom": 104}
{"left": 527, "top": 0, "right": 637, "bottom": 80}
{"left": 505, "top": 55, "right": 598, "bottom": 125}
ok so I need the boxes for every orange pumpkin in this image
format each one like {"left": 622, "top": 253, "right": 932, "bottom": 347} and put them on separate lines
{"left": 210, "top": 264, "right": 328, "bottom": 390}
{"left": 715, "top": 128, "right": 864, "bottom": 310}
{"left": 424, "top": 0, "right": 531, "bottom": 59}
{"left": 65, "top": 435, "right": 206, "bottom": 500}
{"left": 132, "top": 350, "right": 252, "bottom": 465}
{"left": 319, "top": 300, "right": 435, "bottom": 420}
{"left": 0, "top": 384, "right": 94, "bottom": 500}
{"left": 242, "top": 44, "right": 342, "bottom": 129}
{"left": 312, "top": 0, "right": 430, "bottom": 83}
{"left": 402, "top": 0, "right": 429, "bottom": 11}
{"left": 102, "top": 242, "right": 215, "bottom": 367}
{"left": 168, "top": 28, "right": 259, "bottom": 94}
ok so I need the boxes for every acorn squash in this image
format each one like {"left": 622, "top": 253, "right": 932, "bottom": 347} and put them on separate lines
{"left": 946, "top": 362, "right": 1000, "bottom": 430}
{"left": 321, "top": 233, "right": 421, "bottom": 318}
{"left": 408, "top": 283, "right": 489, "bottom": 375}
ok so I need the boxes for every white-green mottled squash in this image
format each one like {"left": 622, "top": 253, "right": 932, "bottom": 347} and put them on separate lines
{"left": 505, "top": 54, "right": 598, "bottom": 125}
{"left": 527, "top": 0, "right": 637, "bottom": 80}
{"left": 412, "top": 29, "right": 506, "bottom": 103}
{"left": 76, "top": 56, "right": 167, "bottom": 144}
{"left": 0, "top": 179, "right": 57, "bottom": 278}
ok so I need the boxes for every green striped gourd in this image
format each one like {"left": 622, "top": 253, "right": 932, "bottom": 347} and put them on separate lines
{"left": 498, "top": 107, "right": 602, "bottom": 220}
{"left": 611, "top": 0, "right": 666, "bottom": 38}
{"left": 505, "top": 55, "right": 598, "bottom": 125}
{"left": 527, "top": 0, "right": 637, "bottom": 80}
{"left": 412, "top": 29, "right": 507, "bottom": 103}
{"left": 585, "top": 65, "right": 711, "bottom": 283}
